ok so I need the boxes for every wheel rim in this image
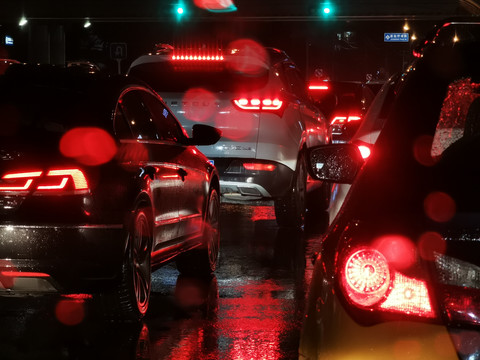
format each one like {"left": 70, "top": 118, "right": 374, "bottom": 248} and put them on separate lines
{"left": 132, "top": 211, "right": 151, "bottom": 315}
{"left": 206, "top": 191, "right": 220, "bottom": 269}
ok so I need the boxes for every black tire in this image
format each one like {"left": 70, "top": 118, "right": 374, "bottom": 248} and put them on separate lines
{"left": 101, "top": 207, "right": 152, "bottom": 322}
{"left": 176, "top": 188, "right": 220, "bottom": 276}
{"left": 274, "top": 153, "right": 307, "bottom": 228}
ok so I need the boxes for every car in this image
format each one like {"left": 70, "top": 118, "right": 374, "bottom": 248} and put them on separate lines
{"left": 0, "top": 63, "right": 221, "bottom": 321}
{"left": 127, "top": 43, "right": 330, "bottom": 228}
{"left": 326, "top": 73, "right": 402, "bottom": 224}
{"left": 300, "top": 20, "right": 480, "bottom": 359}
{"left": 308, "top": 79, "right": 382, "bottom": 144}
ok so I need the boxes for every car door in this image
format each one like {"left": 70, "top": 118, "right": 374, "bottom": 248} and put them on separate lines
{"left": 115, "top": 88, "right": 182, "bottom": 247}
{"left": 283, "top": 63, "right": 328, "bottom": 147}
{"left": 140, "top": 91, "right": 207, "bottom": 241}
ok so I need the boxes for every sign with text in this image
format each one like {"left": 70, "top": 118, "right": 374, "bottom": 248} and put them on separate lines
{"left": 384, "top": 33, "right": 409, "bottom": 42}
{"left": 110, "top": 43, "right": 127, "bottom": 60}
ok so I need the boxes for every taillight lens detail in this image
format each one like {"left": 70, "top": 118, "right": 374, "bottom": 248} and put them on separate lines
{"left": 0, "top": 168, "right": 89, "bottom": 193}
{"left": 233, "top": 98, "right": 283, "bottom": 111}
{"left": 243, "top": 163, "right": 276, "bottom": 171}
{"left": 341, "top": 247, "right": 436, "bottom": 319}
{"left": 343, "top": 249, "right": 391, "bottom": 307}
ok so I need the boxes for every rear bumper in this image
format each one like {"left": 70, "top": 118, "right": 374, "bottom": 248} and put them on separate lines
{"left": 0, "top": 224, "right": 127, "bottom": 294}
{"left": 300, "top": 286, "right": 460, "bottom": 360}
{"left": 212, "top": 158, "right": 294, "bottom": 201}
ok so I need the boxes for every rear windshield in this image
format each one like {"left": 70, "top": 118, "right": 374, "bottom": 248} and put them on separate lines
{"left": 128, "top": 60, "right": 269, "bottom": 93}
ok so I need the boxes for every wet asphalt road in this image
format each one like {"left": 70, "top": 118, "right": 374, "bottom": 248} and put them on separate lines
{"left": 0, "top": 203, "right": 328, "bottom": 360}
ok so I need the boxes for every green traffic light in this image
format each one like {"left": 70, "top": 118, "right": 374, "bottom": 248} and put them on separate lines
{"left": 320, "top": 2, "right": 334, "bottom": 16}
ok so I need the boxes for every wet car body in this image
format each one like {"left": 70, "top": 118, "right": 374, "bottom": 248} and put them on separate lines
{"left": 0, "top": 64, "right": 221, "bottom": 321}
{"left": 128, "top": 46, "right": 330, "bottom": 227}
{"left": 300, "top": 21, "right": 480, "bottom": 359}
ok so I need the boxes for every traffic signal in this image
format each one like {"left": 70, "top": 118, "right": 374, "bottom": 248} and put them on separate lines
{"left": 174, "top": 2, "right": 187, "bottom": 21}
{"left": 320, "top": 2, "right": 334, "bottom": 17}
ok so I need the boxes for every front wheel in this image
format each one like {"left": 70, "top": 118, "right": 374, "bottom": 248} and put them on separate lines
{"left": 176, "top": 188, "right": 220, "bottom": 276}
{"left": 274, "top": 154, "right": 307, "bottom": 228}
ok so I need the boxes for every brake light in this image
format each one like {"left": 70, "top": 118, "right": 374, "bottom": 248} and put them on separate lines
{"left": 331, "top": 115, "right": 362, "bottom": 125}
{"left": 0, "top": 168, "right": 89, "bottom": 193}
{"left": 308, "top": 85, "right": 329, "bottom": 91}
{"left": 243, "top": 163, "right": 276, "bottom": 171}
{"left": 233, "top": 98, "right": 283, "bottom": 111}
{"left": 340, "top": 247, "right": 435, "bottom": 318}
{"left": 357, "top": 145, "right": 371, "bottom": 159}
{"left": 171, "top": 54, "right": 224, "bottom": 61}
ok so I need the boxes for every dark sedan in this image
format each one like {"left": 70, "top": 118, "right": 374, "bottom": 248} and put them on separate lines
{"left": 0, "top": 64, "right": 221, "bottom": 321}
{"left": 300, "top": 21, "right": 480, "bottom": 359}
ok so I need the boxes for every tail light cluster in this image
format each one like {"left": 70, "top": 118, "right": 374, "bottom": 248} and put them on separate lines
{"left": 330, "top": 114, "right": 362, "bottom": 125}
{"left": 233, "top": 98, "right": 284, "bottom": 112}
{"left": 340, "top": 247, "right": 436, "bottom": 319}
{"left": 0, "top": 168, "right": 89, "bottom": 194}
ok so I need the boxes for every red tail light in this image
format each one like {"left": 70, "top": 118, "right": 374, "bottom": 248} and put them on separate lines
{"left": 233, "top": 98, "right": 283, "bottom": 111}
{"left": 340, "top": 247, "right": 435, "bottom": 318}
{"left": 243, "top": 163, "right": 276, "bottom": 171}
{"left": 308, "top": 84, "right": 330, "bottom": 91}
{"left": 331, "top": 115, "right": 362, "bottom": 125}
{"left": 357, "top": 145, "right": 371, "bottom": 159}
{"left": 0, "top": 168, "right": 89, "bottom": 194}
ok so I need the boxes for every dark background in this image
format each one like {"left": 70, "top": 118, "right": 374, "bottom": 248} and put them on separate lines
{"left": 0, "top": 0, "right": 477, "bottom": 80}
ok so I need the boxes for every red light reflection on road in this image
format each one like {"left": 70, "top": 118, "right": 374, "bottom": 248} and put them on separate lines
{"left": 373, "top": 234, "right": 416, "bottom": 271}
{"left": 219, "top": 280, "right": 285, "bottom": 360}
{"left": 393, "top": 339, "right": 421, "bottom": 360}
{"left": 55, "top": 299, "right": 85, "bottom": 326}
{"left": 226, "top": 39, "right": 268, "bottom": 76}
{"left": 418, "top": 231, "right": 446, "bottom": 261}
{"left": 60, "top": 127, "right": 117, "bottom": 166}
{"left": 424, "top": 191, "right": 456, "bottom": 222}
{"left": 182, "top": 88, "right": 218, "bottom": 122}
{"left": 250, "top": 205, "right": 276, "bottom": 222}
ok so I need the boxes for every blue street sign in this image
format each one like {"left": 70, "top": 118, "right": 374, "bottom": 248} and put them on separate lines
{"left": 5, "top": 36, "right": 13, "bottom": 46}
{"left": 384, "top": 33, "right": 409, "bottom": 43}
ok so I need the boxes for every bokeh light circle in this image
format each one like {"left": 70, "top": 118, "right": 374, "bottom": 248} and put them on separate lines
{"left": 226, "top": 39, "right": 268, "bottom": 76}
{"left": 423, "top": 191, "right": 456, "bottom": 222}
{"left": 373, "top": 234, "right": 416, "bottom": 270}
{"left": 182, "top": 88, "right": 217, "bottom": 122}
{"left": 55, "top": 299, "right": 85, "bottom": 326}
{"left": 418, "top": 231, "right": 446, "bottom": 261}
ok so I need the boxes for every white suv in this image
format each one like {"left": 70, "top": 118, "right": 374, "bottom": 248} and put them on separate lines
{"left": 128, "top": 45, "right": 329, "bottom": 227}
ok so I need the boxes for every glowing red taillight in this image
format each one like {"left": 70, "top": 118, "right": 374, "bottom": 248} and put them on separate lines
{"left": 243, "top": 163, "right": 276, "bottom": 171}
{"left": 233, "top": 98, "right": 283, "bottom": 111}
{"left": 331, "top": 115, "right": 362, "bottom": 125}
{"left": 308, "top": 84, "right": 330, "bottom": 91}
{"left": 340, "top": 247, "right": 435, "bottom": 318}
{"left": 0, "top": 168, "right": 89, "bottom": 193}
{"left": 357, "top": 145, "right": 371, "bottom": 159}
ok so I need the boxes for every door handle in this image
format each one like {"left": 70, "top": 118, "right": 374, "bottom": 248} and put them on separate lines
{"left": 177, "top": 168, "right": 188, "bottom": 181}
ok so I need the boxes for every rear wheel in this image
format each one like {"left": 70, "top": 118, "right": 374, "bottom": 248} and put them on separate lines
{"left": 176, "top": 188, "right": 220, "bottom": 276}
{"left": 274, "top": 154, "right": 307, "bottom": 228}
{"left": 101, "top": 207, "right": 152, "bottom": 321}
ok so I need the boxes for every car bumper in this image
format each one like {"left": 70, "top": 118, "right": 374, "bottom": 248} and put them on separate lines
{"left": 0, "top": 224, "right": 128, "bottom": 294}
{"left": 212, "top": 158, "right": 294, "bottom": 201}
{"left": 300, "top": 288, "right": 460, "bottom": 360}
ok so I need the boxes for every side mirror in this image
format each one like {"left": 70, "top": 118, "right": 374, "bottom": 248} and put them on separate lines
{"left": 307, "top": 144, "right": 364, "bottom": 184}
{"left": 188, "top": 124, "right": 222, "bottom": 146}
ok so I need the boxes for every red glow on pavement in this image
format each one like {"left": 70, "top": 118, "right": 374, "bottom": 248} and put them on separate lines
{"left": 373, "top": 234, "right": 416, "bottom": 270}
{"left": 55, "top": 299, "right": 85, "bottom": 326}
{"left": 226, "top": 39, "right": 268, "bottom": 76}
{"left": 182, "top": 88, "right": 218, "bottom": 122}
{"left": 60, "top": 127, "right": 117, "bottom": 166}
{"left": 413, "top": 135, "right": 436, "bottom": 166}
{"left": 424, "top": 191, "right": 456, "bottom": 222}
{"left": 418, "top": 231, "right": 446, "bottom": 260}
{"left": 250, "top": 205, "right": 276, "bottom": 222}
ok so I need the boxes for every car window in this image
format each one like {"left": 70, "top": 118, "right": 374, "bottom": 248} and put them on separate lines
{"left": 119, "top": 90, "right": 160, "bottom": 140}
{"left": 140, "top": 92, "right": 183, "bottom": 142}
{"left": 113, "top": 104, "right": 134, "bottom": 140}
{"left": 283, "top": 63, "right": 307, "bottom": 99}
{"left": 431, "top": 77, "right": 480, "bottom": 158}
